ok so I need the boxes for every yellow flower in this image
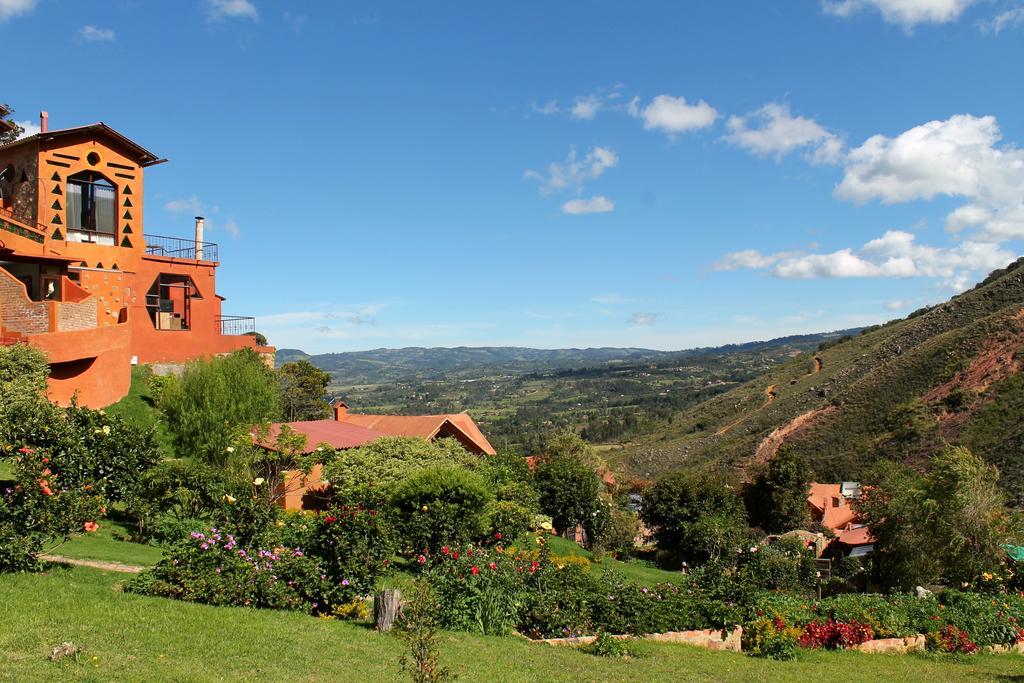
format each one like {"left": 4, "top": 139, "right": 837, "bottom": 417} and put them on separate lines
{"left": 224, "top": 494, "right": 236, "bottom": 504}
{"left": 253, "top": 477, "right": 265, "bottom": 486}
{"left": 276, "top": 519, "right": 286, "bottom": 528}
{"left": 102, "top": 425, "right": 111, "bottom": 435}
{"left": 539, "top": 521, "right": 553, "bottom": 531}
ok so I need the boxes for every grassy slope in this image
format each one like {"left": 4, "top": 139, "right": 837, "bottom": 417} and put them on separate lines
{"left": 105, "top": 366, "right": 175, "bottom": 456}
{"left": 612, "top": 257, "right": 1024, "bottom": 483}
{"left": 2, "top": 566, "right": 1020, "bottom": 683}
{"left": 50, "top": 517, "right": 163, "bottom": 567}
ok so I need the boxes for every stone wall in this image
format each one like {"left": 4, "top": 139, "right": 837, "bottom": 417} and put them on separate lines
{"left": 0, "top": 271, "right": 48, "bottom": 334}
{"left": 539, "top": 627, "right": 742, "bottom": 652}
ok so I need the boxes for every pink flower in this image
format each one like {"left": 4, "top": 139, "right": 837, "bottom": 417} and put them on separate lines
{"left": 488, "top": 562, "right": 497, "bottom": 571}
{"left": 417, "top": 554, "right": 427, "bottom": 565}
{"left": 83, "top": 521, "right": 99, "bottom": 533}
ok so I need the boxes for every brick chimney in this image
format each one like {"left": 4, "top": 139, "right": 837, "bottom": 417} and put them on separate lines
{"left": 40, "top": 111, "right": 48, "bottom": 134}
{"left": 333, "top": 400, "right": 349, "bottom": 421}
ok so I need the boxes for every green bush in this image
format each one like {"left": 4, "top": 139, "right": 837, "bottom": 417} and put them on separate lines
{"left": 0, "top": 449, "right": 104, "bottom": 572}
{"left": 486, "top": 500, "right": 533, "bottom": 542}
{"left": 323, "top": 437, "right": 478, "bottom": 507}
{"left": 580, "top": 631, "right": 638, "bottom": 658}
{"left": 160, "top": 349, "right": 281, "bottom": 464}
{"left": 390, "top": 466, "right": 494, "bottom": 553}
{"left": 306, "top": 507, "right": 395, "bottom": 605}
{"left": 743, "top": 617, "right": 800, "bottom": 660}
{"left": 641, "top": 472, "right": 747, "bottom": 566}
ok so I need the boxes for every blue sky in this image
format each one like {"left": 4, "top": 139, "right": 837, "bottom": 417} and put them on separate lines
{"left": 3, "top": 0, "right": 1023, "bottom": 353}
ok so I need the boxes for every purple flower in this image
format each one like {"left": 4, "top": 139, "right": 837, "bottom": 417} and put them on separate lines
{"left": 341, "top": 579, "right": 350, "bottom": 587}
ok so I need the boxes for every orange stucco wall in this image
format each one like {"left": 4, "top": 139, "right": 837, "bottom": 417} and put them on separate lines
{"left": 27, "top": 321, "right": 132, "bottom": 407}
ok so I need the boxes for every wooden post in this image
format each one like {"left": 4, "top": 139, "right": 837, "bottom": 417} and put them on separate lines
{"left": 374, "top": 589, "right": 402, "bottom": 632}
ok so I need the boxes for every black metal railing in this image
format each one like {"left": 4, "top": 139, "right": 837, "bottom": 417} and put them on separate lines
{"left": 144, "top": 233, "right": 219, "bottom": 262}
{"left": 218, "top": 315, "right": 256, "bottom": 336}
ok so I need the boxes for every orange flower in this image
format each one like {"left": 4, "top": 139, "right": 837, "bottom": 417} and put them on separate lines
{"left": 84, "top": 521, "right": 99, "bottom": 533}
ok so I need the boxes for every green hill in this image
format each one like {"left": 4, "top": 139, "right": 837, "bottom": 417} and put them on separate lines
{"left": 613, "top": 258, "right": 1024, "bottom": 503}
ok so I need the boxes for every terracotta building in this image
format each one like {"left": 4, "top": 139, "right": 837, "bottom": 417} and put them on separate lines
{"left": 260, "top": 400, "right": 496, "bottom": 510}
{"left": 0, "top": 112, "right": 271, "bottom": 406}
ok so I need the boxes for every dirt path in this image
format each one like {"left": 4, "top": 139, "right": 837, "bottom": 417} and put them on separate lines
{"left": 39, "top": 554, "right": 145, "bottom": 574}
{"left": 747, "top": 405, "right": 837, "bottom": 471}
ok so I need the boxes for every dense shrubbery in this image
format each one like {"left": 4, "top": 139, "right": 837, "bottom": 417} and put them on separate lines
{"left": 390, "top": 467, "right": 494, "bottom": 554}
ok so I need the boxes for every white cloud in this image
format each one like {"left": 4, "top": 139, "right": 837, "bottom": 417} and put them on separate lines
{"left": 979, "top": 6, "right": 1024, "bottom": 33}
{"left": 224, "top": 218, "right": 241, "bottom": 237}
{"left": 0, "top": 0, "right": 36, "bottom": 22}
{"left": 725, "top": 103, "right": 843, "bottom": 164}
{"left": 836, "top": 114, "right": 1024, "bottom": 241}
{"left": 633, "top": 94, "right": 718, "bottom": 136}
{"left": 629, "top": 312, "right": 659, "bottom": 326}
{"left": 562, "top": 196, "right": 614, "bottom": 214}
{"left": 78, "top": 25, "right": 115, "bottom": 42}
{"left": 164, "top": 196, "right": 204, "bottom": 214}
{"left": 205, "top": 0, "right": 258, "bottom": 22}
{"left": 531, "top": 100, "right": 560, "bottom": 115}
{"left": 823, "top": 0, "right": 978, "bottom": 29}
{"left": 524, "top": 146, "right": 618, "bottom": 194}
{"left": 885, "top": 299, "right": 915, "bottom": 310}
{"left": 15, "top": 119, "right": 39, "bottom": 140}
{"left": 718, "top": 229, "right": 1015, "bottom": 290}
{"left": 571, "top": 95, "right": 604, "bottom": 121}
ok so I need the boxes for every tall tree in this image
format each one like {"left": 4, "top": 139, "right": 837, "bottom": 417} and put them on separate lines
{"left": 278, "top": 360, "right": 331, "bottom": 421}
{"left": 0, "top": 104, "right": 24, "bottom": 145}
{"left": 745, "top": 448, "right": 812, "bottom": 533}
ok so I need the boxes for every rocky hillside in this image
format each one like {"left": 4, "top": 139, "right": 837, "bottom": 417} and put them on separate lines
{"left": 614, "top": 258, "right": 1024, "bottom": 503}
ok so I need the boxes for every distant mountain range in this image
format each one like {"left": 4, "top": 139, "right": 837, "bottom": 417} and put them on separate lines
{"left": 276, "top": 330, "right": 862, "bottom": 385}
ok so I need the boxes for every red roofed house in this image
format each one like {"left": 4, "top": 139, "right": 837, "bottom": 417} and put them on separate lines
{"left": 261, "top": 400, "right": 496, "bottom": 510}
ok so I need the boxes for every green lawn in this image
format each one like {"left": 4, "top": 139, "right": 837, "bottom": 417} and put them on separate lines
{"left": 1, "top": 567, "right": 1021, "bottom": 682}
{"left": 50, "top": 517, "right": 163, "bottom": 567}
{"left": 539, "top": 535, "right": 684, "bottom": 585}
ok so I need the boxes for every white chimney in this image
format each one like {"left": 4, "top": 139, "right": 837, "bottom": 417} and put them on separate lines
{"left": 194, "top": 216, "right": 205, "bottom": 260}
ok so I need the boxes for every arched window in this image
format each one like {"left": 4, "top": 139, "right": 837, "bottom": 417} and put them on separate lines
{"left": 67, "top": 171, "right": 116, "bottom": 244}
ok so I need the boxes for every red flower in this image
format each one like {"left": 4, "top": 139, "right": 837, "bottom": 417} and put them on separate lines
{"left": 452, "top": 552, "right": 460, "bottom": 560}
{"left": 417, "top": 554, "right": 427, "bottom": 565}
{"left": 495, "top": 532, "right": 502, "bottom": 540}
{"left": 488, "top": 562, "right": 497, "bottom": 570}
{"left": 17, "top": 446, "right": 34, "bottom": 455}
{"left": 471, "top": 566, "right": 480, "bottom": 575}
{"left": 324, "top": 515, "right": 337, "bottom": 525}
{"left": 441, "top": 546, "right": 450, "bottom": 555}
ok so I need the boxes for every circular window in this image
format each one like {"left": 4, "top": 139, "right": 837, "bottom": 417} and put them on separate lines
{"left": 87, "top": 151, "right": 101, "bottom": 166}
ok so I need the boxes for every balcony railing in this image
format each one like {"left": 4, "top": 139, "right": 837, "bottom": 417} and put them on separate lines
{"left": 218, "top": 315, "right": 255, "bottom": 336}
{"left": 144, "top": 233, "right": 219, "bottom": 262}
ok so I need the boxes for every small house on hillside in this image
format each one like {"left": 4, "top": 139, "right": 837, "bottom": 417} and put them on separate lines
{"left": 258, "top": 400, "right": 496, "bottom": 510}
{"left": 807, "top": 481, "right": 874, "bottom": 558}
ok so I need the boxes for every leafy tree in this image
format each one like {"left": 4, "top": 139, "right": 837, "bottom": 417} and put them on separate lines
{"left": 160, "top": 349, "right": 281, "bottom": 464}
{"left": 745, "top": 448, "right": 812, "bottom": 533}
{"left": 0, "top": 103, "right": 24, "bottom": 145}
{"left": 323, "top": 437, "right": 477, "bottom": 506}
{"left": 533, "top": 453, "right": 602, "bottom": 538}
{"left": 278, "top": 360, "right": 331, "bottom": 422}
{"left": 857, "top": 446, "right": 1016, "bottom": 590}
{"left": 641, "top": 471, "right": 748, "bottom": 566}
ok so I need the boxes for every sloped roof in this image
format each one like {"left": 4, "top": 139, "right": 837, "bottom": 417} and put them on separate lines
{"left": 340, "top": 413, "right": 497, "bottom": 455}
{"left": 0, "top": 122, "right": 165, "bottom": 167}
{"left": 808, "top": 482, "right": 860, "bottom": 532}
{"left": 834, "top": 525, "right": 873, "bottom": 547}
{"left": 258, "top": 420, "right": 386, "bottom": 454}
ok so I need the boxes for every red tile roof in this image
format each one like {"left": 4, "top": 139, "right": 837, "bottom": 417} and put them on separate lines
{"left": 340, "top": 413, "right": 497, "bottom": 455}
{"left": 258, "top": 420, "right": 386, "bottom": 454}
{"left": 834, "top": 525, "right": 873, "bottom": 547}
{"left": 807, "top": 482, "right": 859, "bottom": 532}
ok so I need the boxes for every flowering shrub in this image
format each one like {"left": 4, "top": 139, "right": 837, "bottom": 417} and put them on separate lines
{"left": 743, "top": 617, "right": 800, "bottom": 660}
{"left": 0, "top": 448, "right": 104, "bottom": 573}
{"left": 798, "top": 618, "right": 874, "bottom": 649}
{"left": 306, "top": 507, "right": 394, "bottom": 606}
{"left": 127, "top": 528, "right": 332, "bottom": 613}
{"left": 425, "top": 543, "right": 528, "bottom": 635}
{"left": 926, "top": 625, "right": 979, "bottom": 654}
